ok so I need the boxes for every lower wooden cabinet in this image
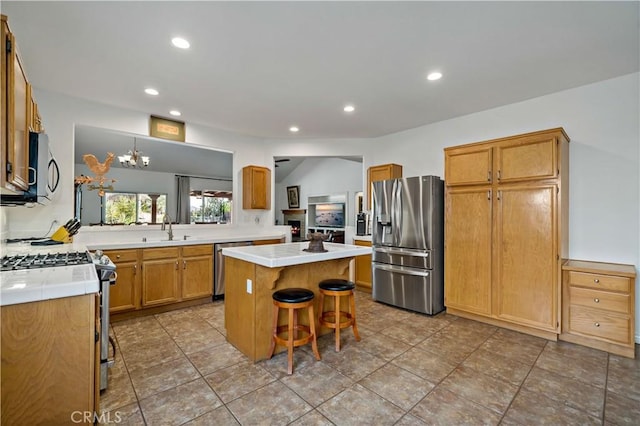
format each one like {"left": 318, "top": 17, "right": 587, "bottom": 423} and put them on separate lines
{"left": 1, "top": 294, "right": 98, "bottom": 423}
{"left": 353, "top": 239, "right": 372, "bottom": 291}
{"left": 104, "top": 244, "right": 213, "bottom": 315}
{"left": 104, "top": 248, "right": 139, "bottom": 313}
{"left": 560, "top": 260, "right": 636, "bottom": 358}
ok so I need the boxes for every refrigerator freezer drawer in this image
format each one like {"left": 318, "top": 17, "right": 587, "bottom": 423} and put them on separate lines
{"left": 372, "top": 246, "right": 433, "bottom": 269}
{"left": 372, "top": 263, "right": 444, "bottom": 315}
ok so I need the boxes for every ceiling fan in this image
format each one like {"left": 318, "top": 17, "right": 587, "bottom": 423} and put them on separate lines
{"left": 274, "top": 158, "right": 290, "bottom": 167}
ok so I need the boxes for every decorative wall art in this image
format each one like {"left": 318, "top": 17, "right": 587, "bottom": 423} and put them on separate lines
{"left": 150, "top": 115, "right": 185, "bottom": 142}
{"left": 287, "top": 185, "right": 300, "bottom": 208}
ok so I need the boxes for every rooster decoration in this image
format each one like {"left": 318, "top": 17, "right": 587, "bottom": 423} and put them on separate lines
{"left": 74, "top": 152, "right": 117, "bottom": 196}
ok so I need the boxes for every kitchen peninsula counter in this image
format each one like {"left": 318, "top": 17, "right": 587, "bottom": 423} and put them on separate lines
{"left": 222, "top": 242, "right": 371, "bottom": 361}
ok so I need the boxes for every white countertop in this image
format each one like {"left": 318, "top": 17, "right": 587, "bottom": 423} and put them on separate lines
{"left": 222, "top": 242, "right": 372, "bottom": 268}
{"left": 353, "top": 235, "right": 372, "bottom": 242}
{"left": 0, "top": 242, "right": 99, "bottom": 307}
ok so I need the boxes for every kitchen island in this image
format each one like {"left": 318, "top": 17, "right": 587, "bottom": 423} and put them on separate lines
{"left": 222, "top": 242, "right": 371, "bottom": 361}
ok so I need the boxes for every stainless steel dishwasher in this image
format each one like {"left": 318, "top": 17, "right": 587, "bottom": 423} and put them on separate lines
{"left": 214, "top": 241, "right": 253, "bottom": 299}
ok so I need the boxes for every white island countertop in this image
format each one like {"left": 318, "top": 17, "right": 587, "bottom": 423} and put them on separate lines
{"left": 222, "top": 242, "right": 372, "bottom": 268}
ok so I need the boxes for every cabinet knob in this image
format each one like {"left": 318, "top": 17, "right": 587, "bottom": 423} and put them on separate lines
{"left": 594, "top": 322, "right": 600, "bottom": 327}
{"left": 116, "top": 254, "right": 121, "bottom": 259}
{"left": 594, "top": 278, "right": 600, "bottom": 283}
{"left": 594, "top": 298, "right": 600, "bottom": 303}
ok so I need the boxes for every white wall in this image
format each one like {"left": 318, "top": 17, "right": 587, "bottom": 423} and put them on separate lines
{"left": 274, "top": 157, "right": 363, "bottom": 227}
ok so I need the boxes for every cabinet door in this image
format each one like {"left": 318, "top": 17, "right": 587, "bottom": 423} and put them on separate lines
{"left": 354, "top": 240, "right": 372, "bottom": 290}
{"left": 142, "top": 259, "right": 179, "bottom": 306}
{"left": 109, "top": 260, "right": 139, "bottom": 312}
{"left": 181, "top": 255, "right": 213, "bottom": 300}
{"left": 5, "top": 32, "right": 30, "bottom": 191}
{"left": 494, "top": 184, "right": 558, "bottom": 331}
{"left": 444, "top": 146, "right": 492, "bottom": 186}
{"left": 496, "top": 136, "right": 557, "bottom": 183}
{"left": 444, "top": 187, "right": 492, "bottom": 315}
{"left": 243, "top": 166, "right": 271, "bottom": 209}
{"left": 367, "top": 163, "right": 402, "bottom": 208}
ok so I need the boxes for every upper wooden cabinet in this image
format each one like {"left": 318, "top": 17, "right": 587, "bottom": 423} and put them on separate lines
{"left": 445, "top": 129, "right": 567, "bottom": 187}
{"left": 444, "top": 128, "right": 569, "bottom": 339}
{"left": 1, "top": 15, "right": 31, "bottom": 192}
{"left": 243, "top": 165, "right": 271, "bottom": 210}
{"left": 367, "top": 163, "right": 402, "bottom": 208}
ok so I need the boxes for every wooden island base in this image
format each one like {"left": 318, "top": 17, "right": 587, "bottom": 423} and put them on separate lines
{"left": 224, "top": 256, "right": 353, "bottom": 361}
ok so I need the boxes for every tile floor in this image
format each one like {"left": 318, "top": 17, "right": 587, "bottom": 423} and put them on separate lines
{"left": 101, "top": 291, "right": 640, "bottom": 425}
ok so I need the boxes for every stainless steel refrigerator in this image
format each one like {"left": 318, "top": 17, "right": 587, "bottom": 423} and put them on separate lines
{"left": 372, "top": 175, "right": 444, "bottom": 315}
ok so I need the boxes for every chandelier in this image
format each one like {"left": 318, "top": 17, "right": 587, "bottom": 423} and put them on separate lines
{"left": 118, "top": 138, "right": 150, "bottom": 168}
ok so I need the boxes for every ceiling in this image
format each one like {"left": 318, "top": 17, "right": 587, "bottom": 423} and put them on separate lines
{"left": 3, "top": 2, "right": 638, "bottom": 140}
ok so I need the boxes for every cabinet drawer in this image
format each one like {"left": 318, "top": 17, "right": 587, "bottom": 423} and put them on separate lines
{"left": 182, "top": 245, "right": 213, "bottom": 257}
{"left": 103, "top": 249, "right": 138, "bottom": 263}
{"left": 570, "top": 287, "right": 629, "bottom": 314}
{"left": 142, "top": 247, "right": 180, "bottom": 260}
{"left": 567, "top": 271, "right": 630, "bottom": 292}
{"left": 569, "top": 305, "right": 630, "bottom": 344}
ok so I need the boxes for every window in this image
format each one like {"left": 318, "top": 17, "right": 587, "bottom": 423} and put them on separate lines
{"left": 190, "top": 190, "right": 232, "bottom": 224}
{"left": 104, "top": 192, "right": 166, "bottom": 225}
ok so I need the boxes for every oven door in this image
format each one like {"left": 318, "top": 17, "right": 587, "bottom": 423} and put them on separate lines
{"left": 372, "top": 262, "right": 440, "bottom": 315}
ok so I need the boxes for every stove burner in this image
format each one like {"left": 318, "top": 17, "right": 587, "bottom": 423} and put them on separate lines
{"left": 1, "top": 251, "right": 93, "bottom": 271}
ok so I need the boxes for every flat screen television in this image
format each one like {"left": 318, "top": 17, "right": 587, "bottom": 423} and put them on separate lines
{"left": 313, "top": 203, "right": 345, "bottom": 228}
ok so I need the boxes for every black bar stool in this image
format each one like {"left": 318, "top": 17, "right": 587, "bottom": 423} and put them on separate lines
{"left": 318, "top": 279, "right": 360, "bottom": 352}
{"left": 268, "top": 288, "right": 321, "bottom": 374}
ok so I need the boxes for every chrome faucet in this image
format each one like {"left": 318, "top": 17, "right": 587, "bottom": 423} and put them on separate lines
{"left": 161, "top": 214, "right": 174, "bottom": 241}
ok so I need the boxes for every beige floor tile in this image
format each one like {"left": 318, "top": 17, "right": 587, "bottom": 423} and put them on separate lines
{"left": 416, "top": 331, "right": 480, "bottom": 364}
{"left": 479, "top": 333, "right": 545, "bottom": 366}
{"left": 607, "top": 352, "right": 640, "bottom": 402}
{"left": 99, "top": 402, "right": 144, "bottom": 425}
{"left": 280, "top": 361, "right": 354, "bottom": 407}
{"left": 604, "top": 390, "right": 640, "bottom": 425}
{"left": 462, "top": 348, "right": 532, "bottom": 385}
{"left": 410, "top": 387, "right": 502, "bottom": 425}
{"left": 351, "top": 329, "right": 411, "bottom": 361}
{"left": 438, "top": 365, "right": 520, "bottom": 415}
{"left": 319, "top": 344, "right": 386, "bottom": 381}
{"left": 100, "top": 373, "right": 137, "bottom": 414}
{"left": 172, "top": 327, "right": 227, "bottom": 354}
{"left": 129, "top": 356, "right": 200, "bottom": 399}
{"left": 359, "top": 363, "right": 435, "bottom": 411}
{"left": 502, "top": 388, "right": 601, "bottom": 425}
{"left": 535, "top": 343, "right": 608, "bottom": 388}
{"left": 317, "top": 383, "right": 405, "bottom": 426}
{"left": 187, "top": 341, "right": 247, "bottom": 375}
{"left": 120, "top": 338, "right": 185, "bottom": 372}
{"left": 391, "top": 347, "right": 457, "bottom": 383}
{"left": 139, "top": 378, "right": 222, "bottom": 425}
{"left": 288, "top": 409, "right": 334, "bottom": 425}
{"left": 204, "top": 360, "right": 276, "bottom": 403}
{"left": 226, "top": 381, "right": 313, "bottom": 425}
{"left": 161, "top": 317, "right": 215, "bottom": 338}
{"left": 523, "top": 366, "right": 605, "bottom": 418}
{"left": 182, "top": 405, "right": 240, "bottom": 425}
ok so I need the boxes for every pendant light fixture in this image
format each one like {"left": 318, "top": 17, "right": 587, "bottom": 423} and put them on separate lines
{"left": 118, "top": 137, "right": 150, "bottom": 168}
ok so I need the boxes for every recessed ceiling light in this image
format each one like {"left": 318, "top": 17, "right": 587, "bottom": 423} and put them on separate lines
{"left": 144, "top": 88, "right": 159, "bottom": 96}
{"left": 171, "top": 37, "right": 190, "bottom": 49}
{"left": 343, "top": 105, "right": 355, "bottom": 113}
{"left": 169, "top": 110, "right": 181, "bottom": 117}
{"left": 289, "top": 126, "right": 299, "bottom": 133}
{"left": 427, "top": 72, "right": 442, "bottom": 81}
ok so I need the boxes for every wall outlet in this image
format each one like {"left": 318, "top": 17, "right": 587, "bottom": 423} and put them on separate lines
{"left": 246, "top": 279, "right": 252, "bottom": 294}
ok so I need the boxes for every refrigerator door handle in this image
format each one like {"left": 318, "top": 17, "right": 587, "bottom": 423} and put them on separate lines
{"left": 374, "top": 247, "right": 429, "bottom": 258}
{"left": 373, "top": 263, "right": 430, "bottom": 277}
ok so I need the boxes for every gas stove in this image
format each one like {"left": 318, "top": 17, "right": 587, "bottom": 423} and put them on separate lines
{"left": 1, "top": 251, "right": 93, "bottom": 271}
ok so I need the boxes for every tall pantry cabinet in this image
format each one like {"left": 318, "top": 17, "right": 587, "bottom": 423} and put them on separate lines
{"left": 444, "top": 128, "right": 569, "bottom": 339}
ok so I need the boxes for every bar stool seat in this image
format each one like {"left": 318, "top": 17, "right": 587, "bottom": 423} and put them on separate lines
{"left": 268, "top": 288, "right": 321, "bottom": 374}
{"left": 318, "top": 279, "right": 360, "bottom": 352}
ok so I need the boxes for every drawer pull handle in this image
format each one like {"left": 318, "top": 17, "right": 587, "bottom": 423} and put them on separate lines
{"left": 594, "top": 322, "right": 600, "bottom": 327}
{"left": 594, "top": 279, "right": 600, "bottom": 283}
{"left": 594, "top": 298, "right": 600, "bottom": 303}
{"left": 116, "top": 255, "right": 121, "bottom": 259}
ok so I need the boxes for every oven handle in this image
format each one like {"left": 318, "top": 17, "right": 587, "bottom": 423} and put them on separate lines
{"left": 108, "top": 271, "right": 117, "bottom": 285}
{"left": 373, "top": 263, "right": 430, "bottom": 277}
